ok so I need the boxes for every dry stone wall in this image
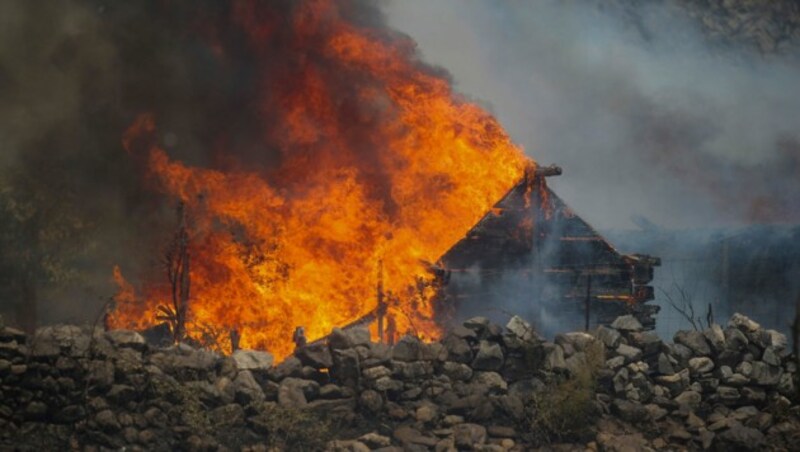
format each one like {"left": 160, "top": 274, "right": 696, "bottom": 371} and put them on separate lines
{"left": 0, "top": 312, "right": 798, "bottom": 451}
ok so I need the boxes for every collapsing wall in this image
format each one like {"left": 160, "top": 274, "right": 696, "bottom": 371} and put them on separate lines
{"left": 441, "top": 165, "right": 660, "bottom": 334}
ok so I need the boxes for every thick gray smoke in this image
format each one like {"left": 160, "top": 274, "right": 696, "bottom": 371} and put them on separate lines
{"left": 385, "top": 0, "right": 800, "bottom": 230}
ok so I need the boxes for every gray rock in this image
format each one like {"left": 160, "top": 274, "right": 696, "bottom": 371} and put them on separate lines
{"left": 278, "top": 378, "right": 313, "bottom": 408}
{"left": 611, "top": 399, "right": 648, "bottom": 423}
{"left": 463, "top": 316, "right": 491, "bottom": 332}
{"left": 717, "top": 423, "right": 765, "bottom": 450}
{"left": 729, "top": 313, "right": 761, "bottom": 333}
{"left": 762, "top": 347, "right": 780, "bottom": 367}
{"left": 106, "top": 329, "right": 147, "bottom": 351}
{"left": 689, "top": 356, "right": 715, "bottom": 375}
{"left": 725, "top": 327, "right": 749, "bottom": 352}
{"left": 442, "top": 335, "right": 473, "bottom": 363}
{"left": 595, "top": 325, "right": 622, "bottom": 349}
{"left": 373, "top": 377, "right": 403, "bottom": 392}
{"left": 717, "top": 385, "right": 741, "bottom": 404}
{"left": 751, "top": 361, "right": 782, "bottom": 386}
{"left": 616, "top": 343, "right": 643, "bottom": 362}
{"left": 359, "top": 389, "right": 383, "bottom": 413}
{"left": 657, "top": 353, "right": 676, "bottom": 375}
{"left": 363, "top": 365, "right": 391, "bottom": 380}
{"left": 358, "top": 432, "right": 392, "bottom": 449}
{"left": 209, "top": 403, "right": 245, "bottom": 427}
{"left": 442, "top": 361, "right": 473, "bottom": 381}
{"left": 543, "top": 343, "right": 566, "bottom": 370}
{"left": 673, "top": 390, "right": 702, "bottom": 410}
{"left": 471, "top": 371, "right": 508, "bottom": 394}
{"left": 472, "top": 340, "right": 504, "bottom": 371}
{"left": 392, "top": 335, "right": 423, "bottom": 362}
{"left": 234, "top": 370, "right": 265, "bottom": 404}
{"left": 393, "top": 426, "right": 438, "bottom": 447}
{"left": 611, "top": 315, "right": 643, "bottom": 332}
{"left": 96, "top": 409, "right": 121, "bottom": 432}
{"left": 556, "top": 332, "right": 595, "bottom": 352}
{"left": 606, "top": 355, "right": 626, "bottom": 370}
{"left": 674, "top": 330, "right": 711, "bottom": 356}
{"left": 107, "top": 384, "right": 136, "bottom": 404}
{"left": 232, "top": 349, "right": 274, "bottom": 371}
{"left": 506, "top": 316, "right": 538, "bottom": 342}
{"left": 766, "top": 329, "right": 788, "bottom": 351}
{"left": 296, "top": 342, "right": 333, "bottom": 369}
{"left": 269, "top": 356, "right": 302, "bottom": 380}
{"left": 327, "top": 440, "right": 370, "bottom": 452}
{"left": 453, "top": 423, "right": 487, "bottom": 448}
{"left": 703, "top": 324, "right": 727, "bottom": 354}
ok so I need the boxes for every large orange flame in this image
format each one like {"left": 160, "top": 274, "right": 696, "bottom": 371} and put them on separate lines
{"left": 110, "top": 0, "right": 531, "bottom": 359}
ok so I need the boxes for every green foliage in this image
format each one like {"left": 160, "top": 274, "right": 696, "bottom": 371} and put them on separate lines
{"left": 249, "top": 402, "right": 336, "bottom": 450}
{"left": 523, "top": 340, "right": 605, "bottom": 444}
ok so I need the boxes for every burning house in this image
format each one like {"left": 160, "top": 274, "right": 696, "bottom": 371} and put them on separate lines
{"left": 440, "top": 164, "right": 660, "bottom": 335}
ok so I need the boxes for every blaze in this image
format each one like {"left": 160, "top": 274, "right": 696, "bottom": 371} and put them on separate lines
{"left": 110, "top": 0, "right": 532, "bottom": 359}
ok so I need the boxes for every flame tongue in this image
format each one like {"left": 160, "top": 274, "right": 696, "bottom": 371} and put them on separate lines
{"left": 111, "top": 0, "right": 531, "bottom": 359}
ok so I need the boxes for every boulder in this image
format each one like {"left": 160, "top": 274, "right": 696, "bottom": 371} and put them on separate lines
{"left": 472, "top": 340, "right": 504, "bottom": 371}
{"left": 729, "top": 313, "right": 760, "bottom": 333}
{"left": 751, "top": 361, "right": 782, "bottom": 386}
{"left": 674, "top": 330, "right": 711, "bottom": 356}
{"left": 296, "top": 342, "right": 333, "bottom": 369}
{"left": 688, "top": 357, "right": 715, "bottom": 375}
{"left": 611, "top": 399, "right": 648, "bottom": 423}
{"left": 442, "top": 335, "right": 473, "bottom": 364}
{"left": 611, "top": 315, "right": 643, "bottom": 332}
{"left": 232, "top": 349, "right": 274, "bottom": 372}
{"left": 105, "top": 330, "right": 147, "bottom": 351}
{"left": 453, "top": 423, "right": 487, "bottom": 448}
{"left": 392, "top": 335, "right": 423, "bottom": 362}
{"left": 716, "top": 423, "right": 765, "bottom": 451}
{"left": 442, "top": 361, "right": 473, "bottom": 381}
{"left": 616, "top": 344, "right": 643, "bottom": 362}
{"left": 595, "top": 325, "right": 622, "bottom": 349}
{"left": 506, "top": 316, "right": 538, "bottom": 342}
{"left": 359, "top": 389, "right": 383, "bottom": 413}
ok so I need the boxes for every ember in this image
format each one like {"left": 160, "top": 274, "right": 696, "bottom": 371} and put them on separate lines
{"left": 110, "top": 0, "right": 529, "bottom": 359}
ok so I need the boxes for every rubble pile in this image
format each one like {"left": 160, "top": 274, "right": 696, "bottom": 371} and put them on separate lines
{"left": 1, "top": 312, "right": 798, "bottom": 450}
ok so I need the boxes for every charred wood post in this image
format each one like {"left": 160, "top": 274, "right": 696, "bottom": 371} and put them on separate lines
{"left": 230, "top": 328, "right": 241, "bottom": 353}
{"left": 585, "top": 274, "right": 592, "bottom": 331}
{"left": 376, "top": 259, "right": 386, "bottom": 343}
{"left": 293, "top": 326, "right": 307, "bottom": 349}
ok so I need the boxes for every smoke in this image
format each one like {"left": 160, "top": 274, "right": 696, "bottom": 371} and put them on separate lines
{"left": 385, "top": 0, "right": 800, "bottom": 230}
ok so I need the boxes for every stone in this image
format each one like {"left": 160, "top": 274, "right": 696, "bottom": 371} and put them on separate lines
{"left": 393, "top": 335, "right": 423, "bottom": 362}
{"left": 96, "top": 409, "right": 121, "bottom": 432}
{"left": 506, "top": 316, "right": 538, "bottom": 342}
{"left": 657, "top": 353, "right": 676, "bottom": 375}
{"left": 415, "top": 404, "right": 437, "bottom": 423}
{"left": 472, "top": 340, "right": 504, "bottom": 371}
{"left": 471, "top": 371, "right": 507, "bottom": 394}
{"left": 762, "top": 347, "right": 780, "bottom": 367}
{"left": 645, "top": 403, "right": 668, "bottom": 421}
{"left": 107, "top": 384, "right": 137, "bottom": 404}
{"left": 234, "top": 370, "right": 265, "bottom": 404}
{"left": 703, "top": 324, "right": 726, "bottom": 353}
{"left": 442, "top": 361, "right": 473, "bottom": 381}
{"left": 615, "top": 344, "right": 643, "bottom": 362}
{"left": 717, "top": 385, "right": 741, "bottom": 404}
{"left": 689, "top": 357, "right": 715, "bottom": 374}
{"left": 611, "top": 399, "right": 648, "bottom": 423}
{"left": 363, "top": 365, "right": 391, "bottom": 380}
{"left": 453, "top": 423, "right": 487, "bottom": 448}
{"left": 751, "top": 361, "right": 782, "bottom": 386}
{"left": 674, "top": 330, "right": 711, "bottom": 356}
{"left": 716, "top": 423, "right": 765, "bottom": 450}
{"left": 374, "top": 377, "right": 403, "bottom": 392}
{"left": 556, "top": 332, "right": 595, "bottom": 352}
{"left": 543, "top": 343, "right": 566, "bottom": 370}
{"left": 487, "top": 426, "right": 516, "bottom": 438}
{"left": 296, "top": 343, "right": 334, "bottom": 369}
{"left": 442, "top": 335, "right": 473, "bottom": 363}
{"left": 606, "top": 355, "right": 625, "bottom": 370}
{"left": 209, "top": 403, "right": 245, "bottom": 427}
{"left": 358, "top": 433, "right": 392, "bottom": 448}
{"left": 729, "top": 313, "right": 760, "bottom": 333}
{"left": 393, "top": 426, "right": 438, "bottom": 447}
{"left": 611, "top": 315, "right": 643, "bottom": 332}
{"left": 359, "top": 389, "right": 383, "bottom": 413}
{"left": 463, "top": 316, "right": 491, "bottom": 332}
{"left": 269, "top": 356, "right": 302, "bottom": 380}
{"left": 232, "top": 349, "right": 274, "bottom": 371}
{"left": 105, "top": 329, "right": 147, "bottom": 351}
{"left": 765, "top": 329, "right": 788, "bottom": 351}
{"left": 674, "top": 390, "right": 702, "bottom": 410}
{"left": 421, "top": 342, "right": 448, "bottom": 362}
{"left": 595, "top": 325, "right": 622, "bottom": 349}
{"left": 725, "top": 328, "right": 749, "bottom": 352}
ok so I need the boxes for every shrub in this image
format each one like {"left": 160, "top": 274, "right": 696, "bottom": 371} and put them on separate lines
{"left": 248, "top": 403, "right": 336, "bottom": 450}
{"left": 523, "top": 339, "right": 605, "bottom": 444}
